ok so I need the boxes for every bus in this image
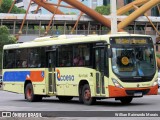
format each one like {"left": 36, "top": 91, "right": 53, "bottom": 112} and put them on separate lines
{"left": 2, "top": 33, "right": 158, "bottom": 105}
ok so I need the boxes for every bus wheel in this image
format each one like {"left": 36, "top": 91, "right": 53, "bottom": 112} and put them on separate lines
{"left": 82, "top": 84, "right": 96, "bottom": 105}
{"left": 79, "top": 86, "right": 83, "bottom": 103}
{"left": 25, "top": 83, "right": 41, "bottom": 102}
{"left": 119, "top": 97, "right": 133, "bottom": 104}
{"left": 57, "top": 96, "right": 73, "bottom": 102}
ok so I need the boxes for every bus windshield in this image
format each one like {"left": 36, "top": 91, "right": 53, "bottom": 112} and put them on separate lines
{"left": 111, "top": 46, "right": 156, "bottom": 78}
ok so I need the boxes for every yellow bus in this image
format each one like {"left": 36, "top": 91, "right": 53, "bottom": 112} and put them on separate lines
{"left": 2, "top": 34, "right": 158, "bottom": 105}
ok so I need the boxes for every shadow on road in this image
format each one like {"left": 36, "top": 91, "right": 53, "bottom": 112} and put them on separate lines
{"left": 13, "top": 98, "right": 153, "bottom": 107}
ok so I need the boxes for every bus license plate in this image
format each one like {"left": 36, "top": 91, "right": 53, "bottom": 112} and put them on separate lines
{"left": 134, "top": 92, "right": 142, "bottom": 96}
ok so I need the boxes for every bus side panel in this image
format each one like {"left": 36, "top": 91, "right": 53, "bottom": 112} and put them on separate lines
{"left": 31, "top": 69, "right": 48, "bottom": 95}
{"left": 55, "top": 67, "right": 95, "bottom": 96}
{"left": 3, "top": 82, "right": 24, "bottom": 94}
{"left": 56, "top": 84, "right": 65, "bottom": 95}
{"left": 3, "top": 70, "right": 24, "bottom": 94}
{"left": 3, "top": 69, "right": 47, "bottom": 95}
{"left": 32, "top": 83, "right": 47, "bottom": 95}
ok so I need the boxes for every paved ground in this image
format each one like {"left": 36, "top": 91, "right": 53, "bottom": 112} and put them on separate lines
{"left": 0, "top": 89, "right": 160, "bottom": 120}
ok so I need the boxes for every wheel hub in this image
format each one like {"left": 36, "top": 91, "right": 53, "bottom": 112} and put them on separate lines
{"left": 84, "top": 89, "right": 91, "bottom": 100}
{"left": 27, "top": 88, "right": 32, "bottom": 99}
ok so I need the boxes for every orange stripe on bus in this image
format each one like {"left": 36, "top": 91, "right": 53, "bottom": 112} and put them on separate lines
{"left": 29, "top": 71, "right": 44, "bottom": 82}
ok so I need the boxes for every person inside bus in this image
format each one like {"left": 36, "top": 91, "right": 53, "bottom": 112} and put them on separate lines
{"left": 16, "top": 61, "right": 21, "bottom": 68}
{"left": 78, "top": 57, "right": 84, "bottom": 66}
{"left": 30, "top": 60, "right": 37, "bottom": 68}
{"left": 73, "top": 55, "right": 80, "bottom": 66}
{"left": 37, "top": 61, "right": 41, "bottom": 67}
{"left": 22, "top": 60, "right": 27, "bottom": 68}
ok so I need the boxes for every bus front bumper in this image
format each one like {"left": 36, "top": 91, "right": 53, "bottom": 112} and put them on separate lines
{"left": 108, "top": 85, "right": 158, "bottom": 98}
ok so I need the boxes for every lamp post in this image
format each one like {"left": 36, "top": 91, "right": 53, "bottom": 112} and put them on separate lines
{"left": 111, "top": 0, "right": 117, "bottom": 34}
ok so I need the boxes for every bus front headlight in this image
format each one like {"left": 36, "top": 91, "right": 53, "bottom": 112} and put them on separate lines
{"left": 112, "top": 78, "right": 123, "bottom": 88}
{"left": 152, "top": 78, "right": 158, "bottom": 86}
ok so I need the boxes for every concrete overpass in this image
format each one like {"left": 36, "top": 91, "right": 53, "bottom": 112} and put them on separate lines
{"left": 0, "top": 13, "right": 159, "bottom": 42}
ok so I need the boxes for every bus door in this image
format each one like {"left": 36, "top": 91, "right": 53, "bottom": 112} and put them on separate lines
{"left": 46, "top": 50, "right": 56, "bottom": 94}
{"left": 94, "top": 47, "right": 106, "bottom": 96}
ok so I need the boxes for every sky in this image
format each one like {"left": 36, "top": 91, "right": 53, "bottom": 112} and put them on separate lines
{"left": 41, "top": 0, "right": 90, "bottom": 14}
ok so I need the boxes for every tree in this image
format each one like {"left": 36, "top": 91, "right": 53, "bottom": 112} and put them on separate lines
{"left": 95, "top": 5, "right": 110, "bottom": 15}
{"left": 65, "top": 12, "right": 76, "bottom": 15}
{"left": 95, "top": 5, "right": 130, "bottom": 15}
{"left": 0, "top": 0, "right": 26, "bottom": 13}
{"left": 0, "top": 26, "right": 16, "bottom": 69}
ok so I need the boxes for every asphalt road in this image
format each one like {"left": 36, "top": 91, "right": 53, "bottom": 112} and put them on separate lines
{"left": 0, "top": 90, "right": 160, "bottom": 120}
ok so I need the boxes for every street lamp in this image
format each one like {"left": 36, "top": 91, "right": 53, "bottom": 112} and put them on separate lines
{"left": 111, "top": 0, "right": 117, "bottom": 34}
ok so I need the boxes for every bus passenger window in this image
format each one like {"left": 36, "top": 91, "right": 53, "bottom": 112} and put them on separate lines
{"left": 3, "top": 50, "right": 15, "bottom": 69}
{"left": 73, "top": 44, "right": 90, "bottom": 67}
{"left": 58, "top": 46, "right": 72, "bottom": 67}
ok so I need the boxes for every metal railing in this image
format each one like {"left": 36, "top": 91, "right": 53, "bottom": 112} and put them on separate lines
{"left": 9, "top": 29, "right": 158, "bottom": 36}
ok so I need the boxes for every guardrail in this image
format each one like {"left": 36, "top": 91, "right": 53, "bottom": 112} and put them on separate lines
{"left": 8, "top": 29, "right": 158, "bottom": 36}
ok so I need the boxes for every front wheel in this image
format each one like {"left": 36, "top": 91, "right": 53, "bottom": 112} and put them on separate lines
{"left": 119, "top": 97, "right": 133, "bottom": 104}
{"left": 81, "top": 84, "right": 96, "bottom": 105}
{"left": 25, "top": 83, "right": 42, "bottom": 102}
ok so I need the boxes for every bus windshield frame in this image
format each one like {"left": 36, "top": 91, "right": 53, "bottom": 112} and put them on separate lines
{"left": 110, "top": 37, "right": 156, "bottom": 82}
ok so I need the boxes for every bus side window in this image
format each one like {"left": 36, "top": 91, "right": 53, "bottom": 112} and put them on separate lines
{"left": 58, "top": 45, "right": 72, "bottom": 67}
{"left": 73, "top": 44, "right": 91, "bottom": 67}
{"left": 4, "top": 50, "right": 15, "bottom": 69}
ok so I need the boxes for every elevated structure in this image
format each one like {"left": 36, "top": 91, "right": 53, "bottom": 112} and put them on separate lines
{"left": 2, "top": 0, "right": 160, "bottom": 67}
{"left": 0, "top": 13, "right": 159, "bottom": 34}
{"left": 6, "top": 0, "right": 159, "bottom": 36}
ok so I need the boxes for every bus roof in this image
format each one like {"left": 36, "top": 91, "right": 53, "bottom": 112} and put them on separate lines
{"left": 3, "top": 33, "right": 151, "bottom": 50}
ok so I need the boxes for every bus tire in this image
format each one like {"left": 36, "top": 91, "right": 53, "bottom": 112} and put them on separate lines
{"left": 79, "top": 95, "right": 83, "bottom": 103}
{"left": 25, "top": 83, "right": 40, "bottom": 102}
{"left": 82, "top": 84, "right": 96, "bottom": 105}
{"left": 57, "top": 96, "right": 73, "bottom": 102}
{"left": 119, "top": 97, "right": 133, "bottom": 104}
{"left": 79, "top": 86, "right": 83, "bottom": 103}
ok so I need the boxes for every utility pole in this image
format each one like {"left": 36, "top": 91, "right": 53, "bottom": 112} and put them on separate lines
{"left": 111, "top": 0, "right": 117, "bottom": 34}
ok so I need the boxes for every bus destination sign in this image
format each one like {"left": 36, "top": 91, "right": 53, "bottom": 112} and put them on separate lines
{"left": 115, "top": 38, "right": 147, "bottom": 44}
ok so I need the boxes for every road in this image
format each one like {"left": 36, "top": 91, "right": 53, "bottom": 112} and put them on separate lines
{"left": 0, "top": 90, "right": 160, "bottom": 120}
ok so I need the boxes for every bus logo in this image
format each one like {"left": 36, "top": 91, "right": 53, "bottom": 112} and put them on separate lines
{"left": 56, "top": 69, "right": 74, "bottom": 81}
{"left": 56, "top": 69, "right": 61, "bottom": 81}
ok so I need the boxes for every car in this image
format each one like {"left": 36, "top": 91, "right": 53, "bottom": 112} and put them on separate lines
{"left": 0, "top": 75, "right": 2, "bottom": 87}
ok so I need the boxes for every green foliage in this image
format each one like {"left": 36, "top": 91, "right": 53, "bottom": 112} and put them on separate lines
{"left": 0, "top": 25, "right": 16, "bottom": 69}
{"left": 95, "top": 5, "right": 130, "bottom": 16}
{"left": 0, "top": 0, "right": 26, "bottom": 13}
{"left": 0, "top": 25, "right": 9, "bottom": 34}
{"left": 156, "top": 53, "right": 160, "bottom": 58}
{"left": 95, "top": 5, "right": 110, "bottom": 15}
{"left": 65, "top": 12, "right": 76, "bottom": 15}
